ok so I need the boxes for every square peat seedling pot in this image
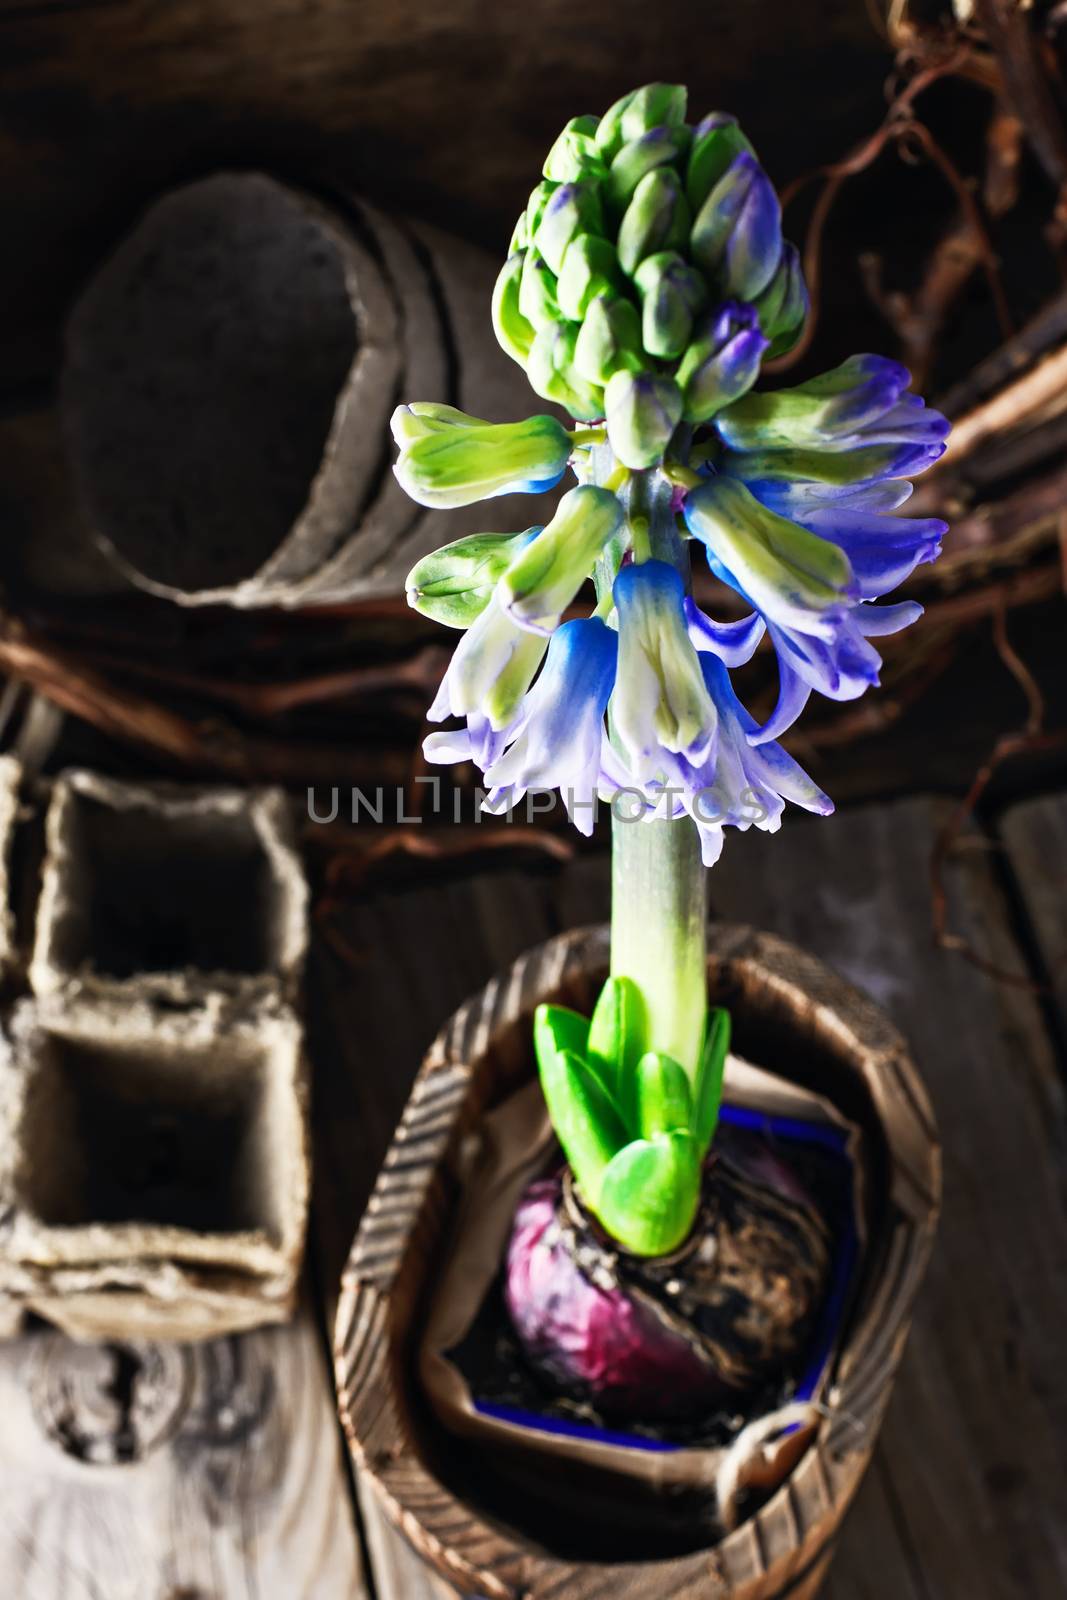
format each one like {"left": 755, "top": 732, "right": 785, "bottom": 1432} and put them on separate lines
{"left": 30, "top": 770, "right": 307, "bottom": 1017}
{"left": 0, "top": 1000, "right": 309, "bottom": 1341}
{"left": 335, "top": 924, "right": 940, "bottom": 1600}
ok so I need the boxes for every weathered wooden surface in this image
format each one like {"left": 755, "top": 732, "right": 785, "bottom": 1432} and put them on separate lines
{"left": 1, "top": 791, "right": 1065, "bottom": 1595}
{"left": 0, "top": 1296, "right": 366, "bottom": 1599}
{"left": 1001, "top": 792, "right": 1067, "bottom": 1042}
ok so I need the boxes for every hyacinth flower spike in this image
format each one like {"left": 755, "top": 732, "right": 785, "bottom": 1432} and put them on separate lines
{"left": 394, "top": 81, "right": 948, "bottom": 1268}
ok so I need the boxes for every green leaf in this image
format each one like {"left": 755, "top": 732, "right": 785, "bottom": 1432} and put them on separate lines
{"left": 693, "top": 1006, "right": 731, "bottom": 1152}
{"left": 587, "top": 974, "right": 646, "bottom": 1121}
{"left": 634, "top": 1050, "right": 693, "bottom": 1139}
{"left": 533, "top": 1002, "right": 591, "bottom": 1070}
{"left": 405, "top": 530, "right": 532, "bottom": 629}
{"left": 595, "top": 1132, "right": 701, "bottom": 1256}
{"left": 538, "top": 1048, "right": 629, "bottom": 1202}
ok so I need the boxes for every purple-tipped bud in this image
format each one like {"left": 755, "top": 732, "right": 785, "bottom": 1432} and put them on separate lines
{"left": 686, "top": 113, "right": 756, "bottom": 212}
{"left": 606, "top": 124, "right": 690, "bottom": 212}
{"left": 616, "top": 168, "right": 691, "bottom": 274}
{"left": 677, "top": 301, "right": 768, "bottom": 422}
{"left": 690, "top": 152, "right": 782, "bottom": 302}
{"left": 534, "top": 181, "right": 605, "bottom": 275}
{"left": 633, "top": 251, "right": 705, "bottom": 359}
{"left": 751, "top": 241, "right": 809, "bottom": 359}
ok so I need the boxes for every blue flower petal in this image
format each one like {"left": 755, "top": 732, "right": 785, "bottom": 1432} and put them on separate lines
{"left": 684, "top": 597, "right": 766, "bottom": 665}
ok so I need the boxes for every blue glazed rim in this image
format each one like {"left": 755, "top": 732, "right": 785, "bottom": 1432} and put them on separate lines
{"left": 473, "top": 1102, "right": 860, "bottom": 1453}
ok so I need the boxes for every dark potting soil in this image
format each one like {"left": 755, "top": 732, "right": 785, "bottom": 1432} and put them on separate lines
{"left": 451, "top": 1122, "right": 855, "bottom": 1450}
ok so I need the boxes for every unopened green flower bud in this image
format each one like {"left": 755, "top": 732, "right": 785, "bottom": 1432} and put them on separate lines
{"left": 508, "top": 211, "right": 528, "bottom": 254}
{"left": 392, "top": 405, "right": 572, "bottom": 509}
{"left": 534, "top": 181, "right": 604, "bottom": 275}
{"left": 676, "top": 302, "right": 767, "bottom": 422}
{"left": 492, "top": 252, "right": 536, "bottom": 365}
{"left": 527, "top": 324, "right": 605, "bottom": 420}
{"left": 633, "top": 252, "right": 704, "bottom": 360}
{"left": 544, "top": 115, "right": 605, "bottom": 182}
{"left": 751, "top": 242, "right": 808, "bottom": 358}
{"left": 606, "top": 125, "right": 690, "bottom": 213}
{"left": 557, "top": 234, "right": 624, "bottom": 320}
{"left": 500, "top": 485, "right": 623, "bottom": 632}
{"left": 604, "top": 369, "right": 683, "bottom": 469}
{"left": 518, "top": 248, "right": 561, "bottom": 330}
{"left": 596, "top": 84, "right": 687, "bottom": 162}
{"left": 620, "top": 83, "right": 688, "bottom": 142}
{"left": 526, "top": 180, "right": 558, "bottom": 240}
{"left": 573, "top": 294, "right": 643, "bottom": 384}
{"left": 686, "top": 113, "right": 756, "bottom": 212}
{"left": 406, "top": 528, "right": 534, "bottom": 628}
{"left": 617, "top": 168, "right": 690, "bottom": 275}
{"left": 390, "top": 400, "right": 465, "bottom": 446}
{"left": 690, "top": 151, "right": 782, "bottom": 301}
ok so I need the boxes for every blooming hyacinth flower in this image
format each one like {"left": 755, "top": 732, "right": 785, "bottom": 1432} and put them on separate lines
{"left": 481, "top": 617, "right": 618, "bottom": 832}
{"left": 684, "top": 353, "right": 949, "bottom": 741}
{"left": 395, "top": 84, "right": 948, "bottom": 866}
{"left": 610, "top": 561, "right": 716, "bottom": 784}
{"left": 633, "top": 653, "right": 834, "bottom": 866}
{"left": 424, "top": 566, "right": 547, "bottom": 734}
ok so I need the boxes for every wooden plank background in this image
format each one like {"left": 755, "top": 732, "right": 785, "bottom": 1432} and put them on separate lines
{"left": 0, "top": 791, "right": 1065, "bottom": 1594}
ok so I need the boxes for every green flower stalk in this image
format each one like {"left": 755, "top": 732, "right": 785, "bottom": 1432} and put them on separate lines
{"left": 393, "top": 82, "right": 949, "bottom": 1265}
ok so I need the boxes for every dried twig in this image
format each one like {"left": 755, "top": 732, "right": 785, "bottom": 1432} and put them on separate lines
{"left": 971, "top": 0, "right": 1067, "bottom": 209}
{"left": 771, "top": 40, "right": 999, "bottom": 370}
{"left": 859, "top": 108, "right": 1022, "bottom": 388}
{"left": 61, "top": 642, "right": 448, "bottom": 719}
{"left": 312, "top": 823, "right": 574, "bottom": 901}
{"left": 0, "top": 616, "right": 410, "bottom": 786}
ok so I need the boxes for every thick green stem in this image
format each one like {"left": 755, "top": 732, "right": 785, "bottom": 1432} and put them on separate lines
{"left": 610, "top": 809, "right": 707, "bottom": 1081}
